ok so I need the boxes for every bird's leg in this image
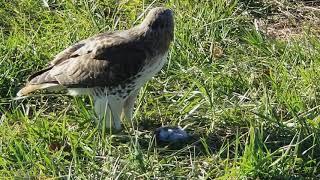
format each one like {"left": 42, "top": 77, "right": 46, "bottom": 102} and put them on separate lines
{"left": 107, "top": 96, "right": 124, "bottom": 131}
{"left": 122, "top": 88, "right": 140, "bottom": 122}
{"left": 93, "top": 96, "right": 112, "bottom": 129}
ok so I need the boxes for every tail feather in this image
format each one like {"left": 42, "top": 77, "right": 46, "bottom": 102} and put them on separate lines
{"left": 17, "top": 65, "right": 64, "bottom": 97}
{"left": 16, "top": 83, "right": 63, "bottom": 97}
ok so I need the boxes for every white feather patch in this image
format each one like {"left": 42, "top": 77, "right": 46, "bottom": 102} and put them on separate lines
{"left": 67, "top": 88, "right": 94, "bottom": 96}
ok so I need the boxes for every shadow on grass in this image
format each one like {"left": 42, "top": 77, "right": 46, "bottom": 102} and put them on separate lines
{"left": 127, "top": 118, "right": 225, "bottom": 156}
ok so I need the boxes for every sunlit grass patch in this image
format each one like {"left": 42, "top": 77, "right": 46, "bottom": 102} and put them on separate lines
{"left": 0, "top": 0, "right": 319, "bottom": 178}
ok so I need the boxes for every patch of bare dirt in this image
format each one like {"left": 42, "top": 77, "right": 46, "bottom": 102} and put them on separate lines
{"left": 254, "top": 0, "right": 320, "bottom": 39}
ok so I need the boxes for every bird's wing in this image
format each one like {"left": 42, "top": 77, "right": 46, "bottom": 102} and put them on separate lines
{"left": 49, "top": 32, "right": 115, "bottom": 66}
{"left": 50, "top": 42, "right": 86, "bottom": 66}
{"left": 27, "top": 32, "right": 147, "bottom": 88}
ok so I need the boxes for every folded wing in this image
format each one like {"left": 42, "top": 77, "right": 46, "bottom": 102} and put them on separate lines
{"left": 17, "top": 32, "right": 147, "bottom": 96}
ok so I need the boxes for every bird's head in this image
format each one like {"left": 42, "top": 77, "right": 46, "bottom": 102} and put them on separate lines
{"left": 141, "top": 7, "right": 174, "bottom": 37}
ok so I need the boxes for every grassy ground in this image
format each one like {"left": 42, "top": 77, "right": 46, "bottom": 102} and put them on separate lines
{"left": 1, "top": 0, "right": 320, "bottom": 179}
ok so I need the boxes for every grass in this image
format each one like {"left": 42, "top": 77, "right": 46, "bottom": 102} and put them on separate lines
{"left": 1, "top": 0, "right": 320, "bottom": 178}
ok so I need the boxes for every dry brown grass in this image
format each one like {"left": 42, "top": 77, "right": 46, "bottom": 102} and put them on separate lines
{"left": 254, "top": 0, "right": 320, "bottom": 39}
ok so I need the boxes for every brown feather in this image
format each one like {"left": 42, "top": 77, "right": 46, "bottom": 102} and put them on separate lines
{"left": 16, "top": 83, "right": 62, "bottom": 97}
{"left": 27, "top": 66, "right": 53, "bottom": 82}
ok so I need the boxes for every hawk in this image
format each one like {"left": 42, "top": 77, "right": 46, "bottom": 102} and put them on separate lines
{"left": 17, "top": 7, "right": 174, "bottom": 131}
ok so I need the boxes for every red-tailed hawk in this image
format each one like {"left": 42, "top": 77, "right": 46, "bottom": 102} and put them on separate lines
{"left": 17, "top": 7, "right": 174, "bottom": 131}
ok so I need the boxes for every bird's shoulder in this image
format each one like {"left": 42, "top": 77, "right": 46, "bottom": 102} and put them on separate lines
{"left": 50, "top": 30, "right": 141, "bottom": 66}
